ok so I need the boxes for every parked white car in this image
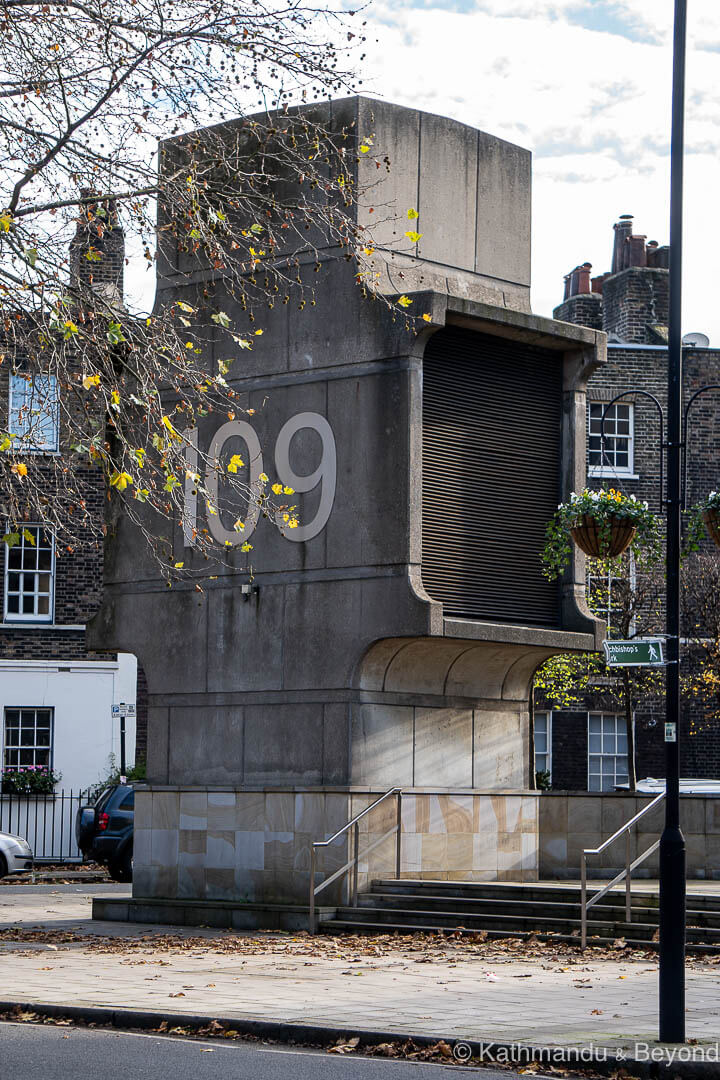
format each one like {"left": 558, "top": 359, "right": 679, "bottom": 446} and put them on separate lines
{"left": 0, "top": 830, "right": 33, "bottom": 877}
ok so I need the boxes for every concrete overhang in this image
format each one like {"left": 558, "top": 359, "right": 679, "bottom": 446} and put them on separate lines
{"left": 443, "top": 618, "right": 597, "bottom": 653}
{"left": 428, "top": 294, "right": 604, "bottom": 354}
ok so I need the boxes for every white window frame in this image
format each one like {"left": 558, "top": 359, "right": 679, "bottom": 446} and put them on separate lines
{"left": 534, "top": 710, "right": 552, "bottom": 782}
{"left": 587, "top": 552, "right": 637, "bottom": 636}
{"left": 3, "top": 526, "right": 55, "bottom": 623}
{"left": 587, "top": 401, "right": 637, "bottom": 479}
{"left": 587, "top": 712, "right": 630, "bottom": 792}
{"left": 3, "top": 706, "right": 54, "bottom": 771}
{"left": 8, "top": 372, "right": 60, "bottom": 454}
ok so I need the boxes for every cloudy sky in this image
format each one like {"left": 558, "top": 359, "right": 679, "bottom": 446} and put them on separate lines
{"left": 359, "top": 0, "right": 720, "bottom": 341}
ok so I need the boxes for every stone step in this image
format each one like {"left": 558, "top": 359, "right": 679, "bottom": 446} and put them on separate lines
{"left": 358, "top": 892, "right": 720, "bottom": 929}
{"left": 336, "top": 905, "right": 665, "bottom": 938}
{"left": 320, "top": 919, "right": 720, "bottom": 954}
{"left": 371, "top": 879, "right": 720, "bottom": 912}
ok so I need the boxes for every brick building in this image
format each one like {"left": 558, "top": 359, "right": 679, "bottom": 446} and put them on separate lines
{"left": 0, "top": 203, "right": 143, "bottom": 795}
{"left": 535, "top": 215, "right": 720, "bottom": 791}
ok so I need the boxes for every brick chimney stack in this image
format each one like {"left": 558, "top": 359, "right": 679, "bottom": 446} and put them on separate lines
{"left": 69, "top": 191, "right": 125, "bottom": 309}
{"left": 553, "top": 215, "right": 670, "bottom": 344}
{"left": 554, "top": 261, "right": 603, "bottom": 330}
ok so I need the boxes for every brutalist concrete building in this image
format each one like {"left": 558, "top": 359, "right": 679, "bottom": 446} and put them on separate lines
{"left": 90, "top": 98, "right": 605, "bottom": 925}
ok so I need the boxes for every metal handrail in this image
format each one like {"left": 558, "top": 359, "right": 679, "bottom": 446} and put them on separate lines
{"left": 581, "top": 791, "right": 665, "bottom": 949}
{"left": 309, "top": 787, "right": 402, "bottom": 933}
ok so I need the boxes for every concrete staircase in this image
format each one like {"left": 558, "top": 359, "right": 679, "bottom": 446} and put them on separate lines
{"left": 320, "top": 879, "right": 720, "bottom": 952}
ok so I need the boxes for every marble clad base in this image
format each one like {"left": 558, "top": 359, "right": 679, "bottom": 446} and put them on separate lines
{"left": 131, "top": 787, "right": 540, "bottom": 905}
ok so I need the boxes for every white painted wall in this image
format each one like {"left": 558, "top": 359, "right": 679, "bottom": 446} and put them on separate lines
{"left": 0, "top": 653, "right": 137, "bottom": 791}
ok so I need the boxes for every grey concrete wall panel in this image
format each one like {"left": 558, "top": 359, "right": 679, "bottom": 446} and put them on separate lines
{"left": 206, "top": 586, "right": 285, "bottom": 694}
{"left": 350, "top": 704, "right": 415, "bottom": 788}
{"left": 475, "top": 132, "right": 532, "bottom": 287}
{"left": 87, "top": 98, "right": 607, "bottom": 907}
{"left": 168, "top": 706, "right": 244, "bottom": 785}
{"left": 243, "top": 704, "right": 325, "bottom": 785}
{"left": 355, "top": 98, "right": 421, "bottom": 252}
{"left": 414, "top": 707, "right": 473, "bottom": 787}
{"left": 417, "top": 111, "right": 478, "bottom": 270}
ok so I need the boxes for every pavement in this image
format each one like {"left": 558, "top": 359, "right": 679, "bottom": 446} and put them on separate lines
{"left": 1, "top": 882, "right": 719, "bottom": 1075}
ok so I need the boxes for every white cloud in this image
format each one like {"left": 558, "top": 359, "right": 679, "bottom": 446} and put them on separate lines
{"left": 360, "top": 1, "right": 720, "bottom": 341}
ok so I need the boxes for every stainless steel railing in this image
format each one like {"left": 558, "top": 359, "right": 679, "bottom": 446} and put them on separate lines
{"left": 580, "top": 791, "right": 665, "bottom": 949}
{"left": 308, "top": 788, "right": 402, "bottom": 934}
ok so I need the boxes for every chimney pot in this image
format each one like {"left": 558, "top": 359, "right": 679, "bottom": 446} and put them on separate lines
{"left": 612, "top": 215, "right": 634, "bottom": 273}
{"left": 628, "top": 234, "right": 648, "bottom": 268}
{"left": 576, "top": 264, "right": 592, "bottom": 294}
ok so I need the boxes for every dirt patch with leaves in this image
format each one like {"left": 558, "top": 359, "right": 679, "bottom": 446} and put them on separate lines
{"left": 0, "top": 924, "right": 718, "bottom": 972}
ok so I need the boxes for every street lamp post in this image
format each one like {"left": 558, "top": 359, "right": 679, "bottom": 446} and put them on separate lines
{"left": 598, "top": 0, "right": 689, "bottom": 1043}
{"left": 659, "top": 0, "right": 687, "bottom": 1044}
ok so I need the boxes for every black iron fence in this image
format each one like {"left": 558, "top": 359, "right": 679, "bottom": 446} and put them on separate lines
{"left": 0, "top": 789, "right": 91, "bottom": 863}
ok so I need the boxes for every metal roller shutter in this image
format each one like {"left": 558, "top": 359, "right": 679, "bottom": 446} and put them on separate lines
{"left": 422, "top": 327, "right": 561, "bottom": 626}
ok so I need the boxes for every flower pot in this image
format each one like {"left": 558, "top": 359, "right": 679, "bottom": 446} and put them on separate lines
{"left": 569, "top": 514, "right": 636, "bottom": 558}
{"left": 702, "top": 508, "right": 720, "bottom": 549}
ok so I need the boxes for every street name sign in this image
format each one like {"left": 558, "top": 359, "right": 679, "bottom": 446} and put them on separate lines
{"left": 603, "top": 639, "right": 665, "bottom": 667}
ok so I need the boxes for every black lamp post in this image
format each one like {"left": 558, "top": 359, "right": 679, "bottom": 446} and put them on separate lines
{"left": 597, "top": 0, "right": 688, "bottom": 1044}
{"left": 658, "top": 0, "right": 687, "bottom": 1045}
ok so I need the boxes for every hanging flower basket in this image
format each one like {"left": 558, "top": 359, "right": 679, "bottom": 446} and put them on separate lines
{"left": 542, "top": 488, "right": 661, "bottom": 580}
{"left": 570, "top": 514, "right": 636, "bottom": 558}
{"left": 702, "top": 507, "right": 720, "bottom": 549}
{"left": 686, "top": 492, "right": 720, "bottom": 552}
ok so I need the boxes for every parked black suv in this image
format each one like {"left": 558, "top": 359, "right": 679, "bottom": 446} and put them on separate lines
{"left": 76, "top": 783, "right": 134, "bottom": 881}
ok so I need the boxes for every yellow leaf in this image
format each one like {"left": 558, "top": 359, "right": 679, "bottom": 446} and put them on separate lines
{"left": 227, "top": 454, "right": 245, "bottom": 473}
{"left": 0, "top": 212, "right": 12, "bottom": 232}
{"left": 259, "top": 472, "right": 268, "bottom": 483}
{"left": 404, "top": 230, "right": 422, "bottom": 244}
{"left": 176, "top": 301, "right": 195, "bottom": 313}
{"left": 109, "top": 470, "right": 133, "bottom": 491}
{"left": 406, "top": 207, "right": 419, "bottom": 220}
{"left": 161, "top": 416, "right": 181, "bottom": 441}
{"left": 82, "top": 374, "right": 100, "bottom": 390}
{"left": 22, "top": 528, "right": 36, "bottom": 545}
{"left": 359, "top": 144, "right": 371, "bottom": 154}
{"left": 174, "top": 561, "right": 184, "bottom": 569}
{"left": 271, "top": 483, "right": 283, "bottom": 494}
{"left": 397, "top": 295, "right": 412, "bottom": 308}
{"left": 254, "top": 329, "right": 263, "bottom": 336}
{"left": 111, "top": 390, "right": 120, "bottom": 405}
{"left": 233, "top": 519, "right": 245, "bottom": 532}
{"left": 11, "top": 463, "right": 27, "bottom": 477}
{"left": 240, "top": 542, "right": 253, "bottom": 552}
{"left": 422, "top": 313, "right": 433, "bottom": 323}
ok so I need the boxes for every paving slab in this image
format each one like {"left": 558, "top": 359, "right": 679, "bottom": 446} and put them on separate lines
{"left": 0, "top": 883, "right": 718, "bottom": 1072}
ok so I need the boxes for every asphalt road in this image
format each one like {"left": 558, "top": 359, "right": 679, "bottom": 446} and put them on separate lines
{"left": 0, "top": 1023, "right": 529, "bottom": 1079}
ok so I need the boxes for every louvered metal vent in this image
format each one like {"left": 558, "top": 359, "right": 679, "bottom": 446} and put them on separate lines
{"left": 422, "top": 327, "right": 561, "bottom": 626}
